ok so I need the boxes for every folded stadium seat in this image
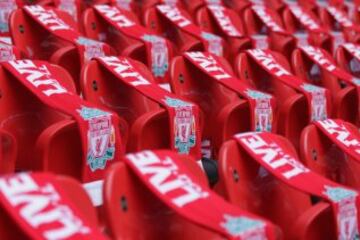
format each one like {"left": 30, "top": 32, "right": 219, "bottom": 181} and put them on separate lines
{"left": 82, "top": 5, "right": 175, "bottom": 85}
{"left": 235, "top": 49, "right": 332, "bottom": 149}
{"left": 170, "top": 52, "right": 276, "bottom": 159}
{"left": 282, "top": 3, "right": 333, "bottom": 52}
{"left": 243, "top": 4, "right": 297, "bottom": 60}
{"left": 292, "top": 45, "right": 360, "bottom": 126}
{"left": 335, "top": 43, "right": 360, "bottom": 81}
{"left": 223, "top": 0, "right": 252, "bottom": 16}
{"left": 10, "top": 5, "right": 115, "bottom": 92}
{"left": 143, "top": 4, "right": 227, "bottom": 58}
{"left": 0, "top": 130, "right": 17, "bottom": 174}
{"left": 300, "top": 119, "right": 360, "bottom": 190}
{"left": 195, "top": 4, "right": 253, "bottom": 62}
{"left": 216, "top": 132, "right": 360, "bottom": 239}
{"left": 0, "top": 172, "right": 105, "bottom": 240}
{"left": 81, "top": 56, "right": 203, "bottom": 161}
{"left": 47, "top": 0, "right": 109, "bottom": 28}
{"left": 0, "top": 60, "right": 126, "bottom": 183}
{"left": 102, "top": 150, "right": 278, "bottom": 240}
{"left": 348, "top": 1, "right": 360, "bottom": 24}
{"left": 318, "top": 5, "right": 360, "bottom": 51}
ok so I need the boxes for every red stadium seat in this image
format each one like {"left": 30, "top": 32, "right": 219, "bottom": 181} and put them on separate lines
{"left": 0, "top": 173, "right": 100, "bottom": 240}
{"left": 300, "top": 120, "right": 360, "bottom": 189}
{"left": 9, "top": 6, "right": 115, "bottom": 92}
{"left": 102, "top": 154, "right": 221, "bottom": 239}
{"left": 319, "top": 6, "right": 360, "bottom": 48}
{"left": 82, "top": 5, "right": 175, "bottom": 84}
{"left": 0, "top": 63, "right": 76, "bottom": 172}
{"left": 0, "top": 61, "right": 127, "bottom": 179}
{"left": 170, "top": 53, "right": 276, "bottom": 158}
{"left": 243, "top": 4, "right": 297, "bottom": 59}
{"left": 195, "top": 5, "right": 253, "bottom": 62}
{"left": 282, "top": 4, "right": 333, "bottom": 52}
{"left": 81, "top": 57, "right": 199, "bottom": 155}
{"left": 235, "top": 50, "right": 315, "bottom": 148}
{"left": 217, "top": 136, "right": 336, "bottom": 240}
{"left": 143, "top": 5, "right": 226, "bottom": 58}
{"left": 292, "top": 46, "right": 359, "bottom": 126}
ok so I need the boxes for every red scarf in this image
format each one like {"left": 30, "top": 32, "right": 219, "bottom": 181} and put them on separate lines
{"left": 251, "top": 5, "right": 286, "bottom": 33}
{"left": 327, "top": 6, "right": 359, "bottom": 30}
{"left": 288, "top": 5, "right": 325, "bottom": 33}
{"left": 205, "top": 5, "right": 244, "bottom": 38}
{"left": 23, "top": 5, "right": 111, "bottom": 65}
{"left": 155, "top": 4, "right": 224, "bottom": 57}
{"left": 184, "top": 51, "right": 275, "bottom": 132}
{"left": 0, "top": 172, "right": 107, "bottom": 239}
{"left": 314, "top": 119, "right": 360, "bottom": 163}
{"left": 235, "top": 131, "right": 360, "bottom": 240}
{"left": 124, "top": 150, "right": 276, "bottom": 240}
{"left": 2, "top": 60, "right": 123, "bottom": 182}
{"left": 95, "top": 56, "right": 201, "bottom": 159}
{"left": 250, "top": 5, "right": 287, "bottom": 48}
{"left": 246, "top": 49, "right": 330, "bottom": 122}
{"left": 93, "top": 5, "right": 171, "bottom": 82}
{"left": 287, "top": 4, "right": 328, "bottom": 46}
{"left": 340, "top": 43, "right": 360, "bottom": 74}
{"left": 299, "top": 45, "right": 360, "bottom": 118}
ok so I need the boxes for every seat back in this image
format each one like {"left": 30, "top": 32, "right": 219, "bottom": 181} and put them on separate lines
{"left": 0, "top": 64, "right": 76, "bottom": 172}
{"left": 82, "top": 6, "right": 175, "bottom": 84}
{"left": 10, "top": 8, "right": 77, "bottom": 60}
{"left": 102, "top": 155, "right": 220, "bottom": 240}
{"left": 195, "top": 6, "right": 253, "bottom": 61}
{"left": 291, "top": 48, "right": 341, "bottom": 92}
{"left": 82, "top": 7, "right": 140, "bottom": 53}
{"left": 0, "top": 173, "right": 100, "bottom": 240}
{"left": 234, "top": 52, "right": 311, "bottom": 148}
{"left": 217, "top": 138, "right": 315, "bottom": 239}
{"left": 243, "top": 6, "right": 297, "bottom": 58}
{"left": 282, "top": 7, "right": 333, "bottom": 52}
{"left": 170, "top": 55, "right": 254, "bottom": 156}
{"left": 292, "top": 47, "right": 360, "bottom": 126}
{"left": 143, "top": 7, "right": 204, "bottom": 53}
{"left": 81, "top": 59, "right": 178, "bottom": 153}
{"left": 300, "top": 123, "right": 360, "bottom": 189}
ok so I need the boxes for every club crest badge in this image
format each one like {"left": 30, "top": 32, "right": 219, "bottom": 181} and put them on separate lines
{"left": 221, "top": 214, "right": 266, "bottom": 238}
{"left": 302, "top": 83, "right": 328, "bottom": 121}
{"left": 201, "top": 32, "right": 223, "bottom": 57}
{"left": 246, "top": 89, "right": 273, "bottom": 132}
{"left": 164, "top": 97, "right": 196, "bottom": 154}
{"left": 142, "top": 34, "right": 169, "bottom": 77}
{"left": 323, "top": 186, "right": 360, "bottom": 240}
{"left": 0, "top": 0, "right": 16, "bottom": 33}
{"left": 78, "top": 106, "right": 116, "bottom": 172}
{"left": 76, "top": 37, "right": 105, "bottom": 62}
{"left": 0, "top": 43, "right": 14, "bottom": 61}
